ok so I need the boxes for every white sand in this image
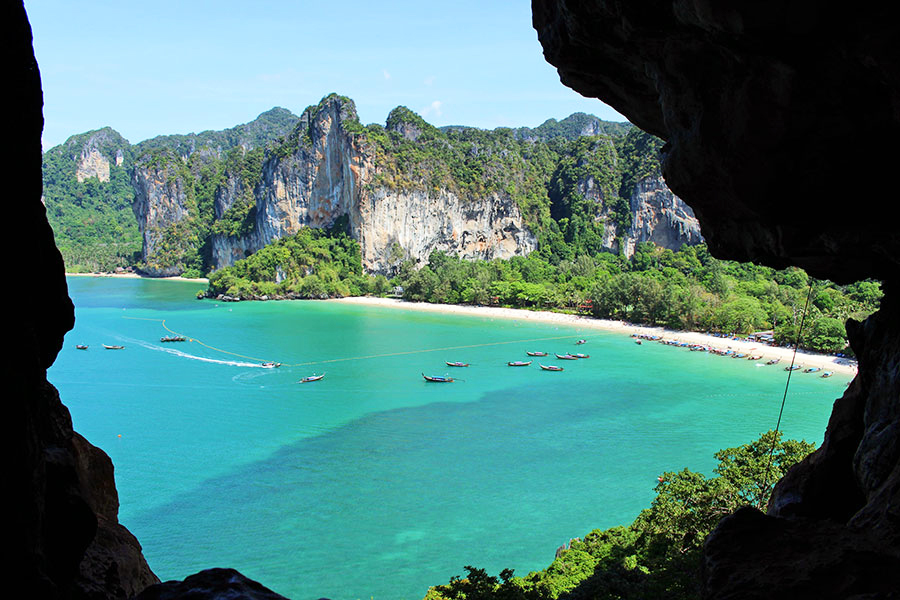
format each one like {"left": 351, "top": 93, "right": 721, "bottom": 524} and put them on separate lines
{"left": 66, "top": 272, "right": 208, "bottom": 283}
{"left": 332, "top": 296, "right": 858, "bottom": 377}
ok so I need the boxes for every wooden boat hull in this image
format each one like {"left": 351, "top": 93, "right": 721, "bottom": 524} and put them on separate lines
{"left": 540, "top": 365, "right": 563, "bottom": 371}
{"left": 507, "top": 361, "right": 532, "bottom": 366}
{"left": 423, "top": 373, "right": 454, "bottom": 382}
{"left": 300, "top": 374, "right": 325, "bottom": 383}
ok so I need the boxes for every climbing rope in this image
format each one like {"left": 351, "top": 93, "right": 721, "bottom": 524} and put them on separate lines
{"left": 760, "top": 279, "right": 816, "bottom": 502}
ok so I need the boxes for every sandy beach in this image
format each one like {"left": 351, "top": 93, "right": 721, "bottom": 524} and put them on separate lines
{"left": 66, "top": 272, "right": 208, "bottom": 283}
{"left": 332, "top": 296, "right": 859, "bottom": 377}
{"left": 63, "top": 273, "right": 856, "bottom": 377}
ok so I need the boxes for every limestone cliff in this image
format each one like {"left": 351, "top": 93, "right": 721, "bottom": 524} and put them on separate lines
{"left": 620, "top": 174, "right": 702, "bottom": 256}
{"left": 357, "top": 187, "right": 536, "bottom": 274}
{"left": 148, "top": 95, "right": 696, "bottom": 278}
{"left": 131, "top": 151, "right": 195, "bottom": 277}
{"left": 56, "top": 94, "right": 696, "bottom": 278}
{"left": 208, "top": 95, "right": 538, "bottom": 275}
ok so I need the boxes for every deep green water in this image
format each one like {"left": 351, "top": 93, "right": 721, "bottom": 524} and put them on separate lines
{"left": 49, "top": 276, "right": 848, "bottom": 599}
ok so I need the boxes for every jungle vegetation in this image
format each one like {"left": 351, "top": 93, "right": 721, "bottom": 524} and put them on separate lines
{"left": 423, "top": 430, "right": 816, "bottom": 600}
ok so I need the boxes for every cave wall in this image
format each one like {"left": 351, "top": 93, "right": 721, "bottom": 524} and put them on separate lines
{"left": 532, "top": 1, "right": 900, "bottom": 597}
{"left": 10, "top": 2, "right": 158, "bottom": 598}
{"left": 15, "top": 0, "right": 900, "bottom": 596}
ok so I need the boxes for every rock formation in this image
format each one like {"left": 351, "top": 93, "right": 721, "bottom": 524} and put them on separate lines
{"left": 533, "top": 0, "right": 900, "bottom": 597}
{"left": 11, "top": 2, "right": 158, "bottom": 598}
{"left": 621, "top": 174, "right": 702, "bottom": 257}
{"left": 131, "top": 157, "right": 194, "bottom": 277}
{"left": 204, "top": 96, "right": 539, "bottom": 275}
{"left": 127, "top": 95, "right": 700, "bottom": 278}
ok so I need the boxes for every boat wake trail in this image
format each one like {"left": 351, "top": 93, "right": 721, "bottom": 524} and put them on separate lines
{"left": 143, "top": 341, "right": 260, "bottom": 368}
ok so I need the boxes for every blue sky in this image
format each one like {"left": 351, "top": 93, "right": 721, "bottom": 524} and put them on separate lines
{"left": 25, "top": 0, "right": 625, "bottom": 150}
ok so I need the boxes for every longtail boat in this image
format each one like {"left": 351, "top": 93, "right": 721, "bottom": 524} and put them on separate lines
{"left": 576, "top": 339, "right": 587, "bottom": 345}
{"left": 785, "top": 365, "right": 801, "bottom": 371}
{"left": 804, "top": 367, "right": 821, "bottom": 373}
{"left": 821, "top": 371, "right": 834, "bottom": 378}
{"left": 765, "top": 358, "right": 780, "bottom": 365}
{"left": 555, "top": 353, "right": 578, "bottom": 360}
{"left": 446, "top": 361, "right": 469, "bottom": 367}
{"left": 300, "top": 373, "right": 325, "bottom": 383}
{"left": 423, "top": 373, "right": 454, "bottom": 382}
{"left": 573, "top": 353, "right": 590, "bottom": 359}
{"left": 76, "top": 344, "right": 88, "bottom": 350}
{"left": 540, "top": 364, "right": 564, "bottom": 371}
{"left": 527, "top": 351, "right": 548, "bottom": 357}
{"left": 160, "top": 335, "right": 186, "bottom": 342}
{"left": 103, "top": 344, "right": 124, "bottom": 350}
{"left": 507, "top": 360, "right": 532, "bottom": 366}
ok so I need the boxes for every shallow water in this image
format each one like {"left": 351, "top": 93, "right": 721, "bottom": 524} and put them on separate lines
{"left": 50, "top": 277, "right": 848, "bottom": 599}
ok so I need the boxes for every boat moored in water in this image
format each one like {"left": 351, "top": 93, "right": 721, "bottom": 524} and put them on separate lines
{"left": 555, "top": 353, "right": 578, "bottom": 360}
{"left": 445, "top": 361, "right": 469, "bottom": 367}
{"left": 540, "top": 364, "right": 564, "bottom": 371}
{"left": 576, "top": 339, "right": 587, "bottom": 345}
{"left": 103, "top": 344, "right": 124, "bottom": 350}
{"left": 766, "top": 358, "right": 780, "bottom": 365}
{"left": 507, "top": 360, "right": 532, "bottom": 367}
{"left": 573, "top": 353, "right": 590, "bottom": 359}
{"left": 785, "top": 365, "right": 802, "bottom": 371}
{"left": 300, "top": 373, "right": 325, "bottom": 383}
{"left": 527, "top": 351, "right": 548, "bottom": 356}
{"left": 423, "top": 373, "right": 454, "bottom": 382}
{"left": 821, "top": 371, "right": 834, "bottom": 378}
{"left": 804, "top": 367, "right": 821, "bottom": 373}
{"left": 76, "top": 344, "right": 88, "bottom": 350}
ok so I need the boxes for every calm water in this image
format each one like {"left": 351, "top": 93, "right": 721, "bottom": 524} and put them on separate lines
{"left": 50, "top": 277, "right": 848, "bottom": 599}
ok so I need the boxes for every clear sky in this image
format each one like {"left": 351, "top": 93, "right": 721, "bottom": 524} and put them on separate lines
{"left": 24, "top": 0, "right": 626, "bottom": 150}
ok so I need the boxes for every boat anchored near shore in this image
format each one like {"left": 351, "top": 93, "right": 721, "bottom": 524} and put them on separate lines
{"left": 423, "top": 373, "right": 454, "bottom": 382}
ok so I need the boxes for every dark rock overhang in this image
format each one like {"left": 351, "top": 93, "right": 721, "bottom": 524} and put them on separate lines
{"left": 533, "top": 0, "right": 900, "bottom": 284}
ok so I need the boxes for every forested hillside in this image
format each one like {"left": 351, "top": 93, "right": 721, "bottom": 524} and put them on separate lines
{"left": 43, "top": 95, "right": 697, "bottom": 276}
{"left": 42, "top": 108, "right": 300, "bottom": 272}
{"left": 43, "top": 94, "right": 882, "bottom": 353}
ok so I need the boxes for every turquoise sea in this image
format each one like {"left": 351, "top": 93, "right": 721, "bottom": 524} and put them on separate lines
{"left": 49, "top": 276, "right": 848, "bottom": 599}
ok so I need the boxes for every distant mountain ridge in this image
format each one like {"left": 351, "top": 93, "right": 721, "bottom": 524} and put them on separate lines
{"left": 42, "top": 94, "right": 701, "bottom": 276}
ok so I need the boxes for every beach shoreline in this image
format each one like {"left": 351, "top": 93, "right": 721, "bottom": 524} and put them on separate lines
{"left": 62, "top": 273, "right": 856, "bottom": 377}
{"left": 66, "top": 272, "right": 208, "bottom": 283}
{"left": 331, "top": 296, "right": 858, "bottom": 377}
